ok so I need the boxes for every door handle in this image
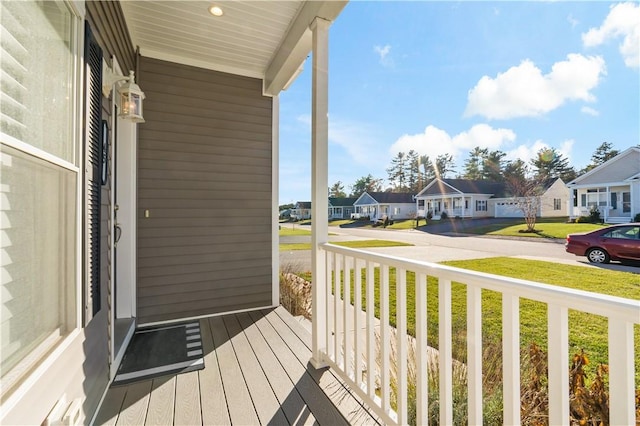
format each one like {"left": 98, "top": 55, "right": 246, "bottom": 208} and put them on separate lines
{"left": 114, "top": 224, "right": 122, "bottom": 244}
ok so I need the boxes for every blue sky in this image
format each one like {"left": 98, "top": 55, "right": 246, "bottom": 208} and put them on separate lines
{"left": 278, "top": 1, "right": 639, "bottom": 205}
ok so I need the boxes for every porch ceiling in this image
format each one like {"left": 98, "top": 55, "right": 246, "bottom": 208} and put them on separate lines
{"left": 120, "top": 0, "right": 347, "bottom": 95}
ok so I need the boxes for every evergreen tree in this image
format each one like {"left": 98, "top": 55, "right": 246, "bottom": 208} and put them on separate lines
{"left": 419, "top": 155, "right": 435, "bottom": 182}
{"left": 482, "top": 150, "right": 506, "bottom": 181}
{"left": 350, "top": 174, "right": 383, "bottom": 196}
{"left": 435, "top": 153, "right": 456, "bottom": 178}
{"left": 503, "top": 159, "right": 527, "bottom": 183}
{"left": 329, "top": 181, "right": 346, "bottom": 198}
{"left": 463, "top": 146, "right": 487, "bottom": 180}
{"left": 531, "top": 147, "right": 576, "bottom": 182}
{"left": 386, "top": 152, "right": 408, "bottom": 191}
{"left": 581, "top": 141, "right": 620, "bottom": 173}
{"left": 406, "top": 150, "right": 421, "bottom": 193}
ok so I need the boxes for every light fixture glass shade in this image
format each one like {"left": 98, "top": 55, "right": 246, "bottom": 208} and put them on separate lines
{"left": 118, "top": 71, "right": 145, "bottom": 123}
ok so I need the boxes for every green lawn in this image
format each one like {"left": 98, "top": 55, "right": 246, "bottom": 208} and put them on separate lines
{"left": 329, "top": 219, "right": 355, "bottom": 227}
{"left": 466, "top": 219, "right": 607, "bottom": 239}
{"left": 280, "top": 239, "right": 413, "bottom": 251}
{"left": 279, "top": 227, "right": 312, "bottom": 236}
{"left": 333, "top": 257, "right": 639, "bottom": 384}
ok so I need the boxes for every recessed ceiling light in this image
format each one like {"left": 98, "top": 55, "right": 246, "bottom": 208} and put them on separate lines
{"left": 209, "top": 5, "right": 223, "bottom": 17}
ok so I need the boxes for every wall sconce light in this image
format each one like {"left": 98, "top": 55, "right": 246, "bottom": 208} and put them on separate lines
{"left": 103, "top": 69, "right": 146, "bottom": 123}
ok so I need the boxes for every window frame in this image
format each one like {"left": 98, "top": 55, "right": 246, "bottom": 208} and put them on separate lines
{"left": 0, "top": 0, "right": 84, "bottom": 401}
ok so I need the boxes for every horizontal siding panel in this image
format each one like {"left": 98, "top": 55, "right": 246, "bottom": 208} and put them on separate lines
{"left": 142, "top": 109, "right": 272, "bottom": 135}
{"left": 138, "top": 270, "right": 271, "bottom": 290}
{"left": 138, "top": 292, "right": 272, "bottom": 317}
{"left": 138, "top": 243, "right": 269, "bottom": 259}
{"left": 138, "top": 158, "right": 271, "bottom": 175}
{"left": 137, "top": 178, "right": 270, "bottom": 193}
{"left": 139, "top": 299, "right": 272, "bottom": 326}
{"left": 139, "top": 283, "right": 270, "bottom": 306}
{"left": 137, "top": 56, "right": 273, "bottom": 323}
{"left": 138, "top": 258, "right": 271, "bottom": 279}
{"left": 138, "top": 168, "right": 270, "bottom": 183}
{"left": 137, "top": 139, "right": 271, "bottom": 159}
{"left": 139, "top": 120, "right": 271, "bottom": 141}
{"left": 138, "top": 150, "right": 270, "bottom": 168}
{"left": 138, "top": 90, "right": 271, "bottom": 120}
{"left": 137, "top": 276, "right": 272, "bottom": 298}
{"left": 141, "top": 58, "right": 265, "bottom": 92}
{"left": 138, "top": 233, "right": 270, "bottom": 248}
{"left": 137, "top": 249, "right": 269, "bottom": 268}
{"left": 134, "top": 207, "right": 271, "bottom": 219}
{"left": 138, "top": 224, "right": 269, "bottom": 238}
{"left": 135, "top": 216, "right": 271, "bottom": 229}
{"left": 140, "top": 129, "right": 271, "bottom": 151}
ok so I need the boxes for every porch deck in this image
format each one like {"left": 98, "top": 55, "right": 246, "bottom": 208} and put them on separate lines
{"left": 94, "top": 307, "right": 380, "bottom": 425}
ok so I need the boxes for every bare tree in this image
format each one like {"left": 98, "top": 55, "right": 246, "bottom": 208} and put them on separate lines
{"left": 505, "top": 171, "right": 547, "bottom": 232}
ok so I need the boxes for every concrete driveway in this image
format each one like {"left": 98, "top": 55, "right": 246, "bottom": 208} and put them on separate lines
{"left": 279, "top": 221, "right": 640, "bottom": 274}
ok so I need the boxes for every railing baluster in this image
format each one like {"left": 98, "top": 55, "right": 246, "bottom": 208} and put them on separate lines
{"left": 396, "top": 268, "right": 408, "bottom": 424}
{"left": 415, "top": 273, "right": 428, "bottom": 426}
{"left": 467, "top": 285, "right": 483, "bottom": 425}
{"left": 326, "top": 251, "right": 334, "bottom": 361}
{"left": 334, "top": 253, "right": 342, "bottom": 366}
{"left": 438, "top": 278, "right": 453, "bottom": 424}
{"left": 503, "top": 293, "right": 520, "bottom": 426}
{"left": 381, "top": 264, "right": 390, "bottom": 413}
{"left": 354, "top": 259, "right": 363, "bottom": 387}
{"left": 344, "top": 255, "right": 352, "bottom": 379}
{"left": 366, "top": 260, "right": 375, "bottom": 399}
{"left": 548, "top": 304, "right": 568, "bottom": 425}
{"left": 608, "top": 318, "right": 635, "bottom": 425}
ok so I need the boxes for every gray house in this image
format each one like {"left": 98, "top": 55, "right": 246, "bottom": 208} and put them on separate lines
{"left": 329, "top": 197, "right": 357, "bottom": 219}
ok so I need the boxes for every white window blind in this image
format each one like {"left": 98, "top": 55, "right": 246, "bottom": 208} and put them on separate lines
{"left": 0, "top": 0, "right": 77, "bottom": 397}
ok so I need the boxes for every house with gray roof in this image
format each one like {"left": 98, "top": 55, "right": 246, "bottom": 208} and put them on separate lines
{"left": 415, "top": 178, "right": 569, "bottom": 219}
{"left": 328, "top": 197, "right": 357, "bottom": 219}
{"left": 567, "top": 146, "right": 640, "bottom": 223}
{"left": 353, "top": 192, "right": 416, "bottom": 221}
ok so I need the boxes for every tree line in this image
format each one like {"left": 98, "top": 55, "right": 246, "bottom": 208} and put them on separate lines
{"left": 328, "top": 141, "right": 622, "bottom": 197}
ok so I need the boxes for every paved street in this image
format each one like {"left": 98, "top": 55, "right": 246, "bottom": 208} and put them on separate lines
{"left": 279, "top": 222, "right": 640, "bottom": 274}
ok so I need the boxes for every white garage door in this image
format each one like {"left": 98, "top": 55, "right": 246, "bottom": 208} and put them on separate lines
{"left": 494, "top": 202, "right": 525, "bottom": 218}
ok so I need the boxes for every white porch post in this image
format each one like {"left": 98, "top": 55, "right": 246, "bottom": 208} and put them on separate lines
{"left": 568, "top": 188, "right": 575, "bottom": 219}
{"left": 310, "top": 16, "right": 330, "bottom": 369}
{"left": 605, "top": 186, "right": 610, "bottom": 222}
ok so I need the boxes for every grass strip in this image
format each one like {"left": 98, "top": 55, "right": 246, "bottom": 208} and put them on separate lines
{"left": 280, "top": 239, "right": 413, "bottom": 251}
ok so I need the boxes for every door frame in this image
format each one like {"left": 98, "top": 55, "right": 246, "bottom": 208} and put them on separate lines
{"left": 108, "top": 58, "right": 137, "bottom": 378}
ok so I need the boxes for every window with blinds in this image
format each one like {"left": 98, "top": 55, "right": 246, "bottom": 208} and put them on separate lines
{"left": 0, "top": 0, "right": 77, "bottom": 397}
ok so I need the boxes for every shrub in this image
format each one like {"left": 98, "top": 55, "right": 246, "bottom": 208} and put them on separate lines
{"left": 634, "top": 213, "right": 640, "bottom": 222}
{"left": 426, "top": 211, "right": 433, "bottom": 220}
{"left": 589, "top": 206, "right": 601, "bottom": 223}
{"left": 440, "top": 211, "right": 448, "bottom": 219}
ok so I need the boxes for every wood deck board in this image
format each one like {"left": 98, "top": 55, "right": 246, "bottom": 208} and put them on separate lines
{"left": 236, "top": 312, "right": 317, "bottom": 426}
{"left": 248, "top": 310, "right": 349, "bottom": 426}
{"left": 115, "top": 380, "right": 153, "bottom": 425}
{"left": 199, "top": 317, "right": 231, "bottom": 425}
{"left": 222, "top": 313, "right": 289, "bottom": 425}
{"left": 95, "top": 309, "right": 379, "bottom": 426}
{"left": 209, "top": 315, "right": 260, "bottom": 425}
{"left": 145, "top": 376, "right": 176, "bottom": 426}
{"left": 174, "top": 371, "right": 202, "bottom": 425}
{"left": 268, "top": 307, "right": 381, "bottom": 425}
{"left": 93, "top": 384, "right": 127, "bottom": 425}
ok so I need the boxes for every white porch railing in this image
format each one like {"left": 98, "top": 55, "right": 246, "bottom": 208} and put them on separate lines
{"left": 315, "top": 243, "right": 639, "bottom": 425}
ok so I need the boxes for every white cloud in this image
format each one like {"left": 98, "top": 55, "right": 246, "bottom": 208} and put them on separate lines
{"left": 504, "top": 139, "right": 575, "bottom": 165}
{"left": 582, "top": 2, "right": 640, "bottom": 68}
{"left": 567, "top": 14, "right": 579, "bottom": 29}
{"left": 374, "top": 44, "right": 394, "bottom": 67}
{"left": 464, "top": 54, "right": 606, "bottom": 120}
{"left": 296, "top": 114, "right": 387, "bottom": 166}
{"left": 389, "top": 123, "right": 516, "bottom": 161}
{"left": 581, "top": 106, "right": 600, "bottom": 116}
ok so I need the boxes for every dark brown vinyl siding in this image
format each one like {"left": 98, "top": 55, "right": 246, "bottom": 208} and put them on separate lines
{"left": 137, "top": 57, "right": 273, "bottom": 324}
{"left": 86, "top": 1, "right": 135, "bottom": 73}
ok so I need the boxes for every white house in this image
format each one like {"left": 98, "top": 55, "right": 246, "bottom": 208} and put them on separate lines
{"left": 291, "top": 201, "right": 312, "bottom": 220}
{"left": 415, "top": 178, "right": 569, "bottom": 219}
{"left": 353, "top": 192, "right": 416, "bottom": 221}
{"left": 567, "top": 147, "right": 640, "bottom": 223}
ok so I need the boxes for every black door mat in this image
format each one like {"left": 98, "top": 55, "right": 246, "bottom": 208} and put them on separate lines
{"left": 113, "top": 321, "right": 204, "bottom": 386}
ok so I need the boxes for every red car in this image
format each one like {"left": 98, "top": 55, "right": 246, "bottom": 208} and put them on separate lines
{"left": 565, "top": 223, "right": 640, "bottom": 264}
